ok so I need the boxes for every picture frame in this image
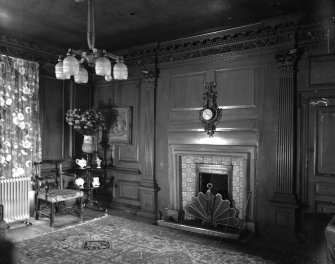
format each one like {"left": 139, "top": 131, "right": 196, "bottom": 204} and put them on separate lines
{"left": 108, "top": 106, "right": 132, "bottom": 145}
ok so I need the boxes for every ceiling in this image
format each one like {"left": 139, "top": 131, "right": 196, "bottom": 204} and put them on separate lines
{"left": 0, "top": 0, "right": 327, "bottom": 52}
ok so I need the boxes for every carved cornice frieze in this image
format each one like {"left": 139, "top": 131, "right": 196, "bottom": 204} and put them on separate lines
{"left": 124, "top": 18, "right": 299, "bottom": 68}
{"left": 123, "top": 16, "right": 335, "bottom": 68}
{"left": 0, "top": 34, "right": 60, "bottom": 65}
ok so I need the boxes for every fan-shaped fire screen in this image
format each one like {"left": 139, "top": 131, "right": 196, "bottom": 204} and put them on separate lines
{"left": 184, "top": 183, "right": 240, "bottom": 229}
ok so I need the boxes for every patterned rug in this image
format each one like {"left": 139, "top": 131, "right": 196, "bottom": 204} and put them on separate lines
{"left": 9, "top": 215, "right": 276, "bottom": 264}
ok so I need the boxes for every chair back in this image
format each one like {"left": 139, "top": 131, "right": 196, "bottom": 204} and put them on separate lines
{"left": 34, "top": 160, "right": 64, "bottom": 194}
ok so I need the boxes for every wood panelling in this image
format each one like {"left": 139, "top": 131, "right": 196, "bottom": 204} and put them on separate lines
{"left": 40, "top": 76, "right": 64, "bottom": 160}
{"left": 316, "top": 182, "right": 335, "bottom": 196}
{"left": 95, "top": 79, "right": 140, "bottom": 169}
{"left": 167, "top": 62, "right": 260, "bottom": 136}
{"left": 73, "top": 83, "right": 91, "bottom": 109}
{"left": 301, "top": 86, "right": 335, "bottom": 214}
{"left": 94, "top": 82, "right": 117, "bottom": 105}
{"left": 215, "top": 66, "right": 257, "bottom": 107}
{"left": 169, "top": 119, "right": 258, "bottom": 132}
{"left": 170, "top": 72, "right": 207, "bottom": 110}
{"left": 72, "top": 83, "right": 92, "bottom": 158}
{"left": 310, "top": 55, "right": 335, "bottom": 85}
{"left": 118, "top": 180, "right": 140, "bottom": 200}
{"left": 316, "top": 106, "right": 335, "bottom": 175}
{"left": 169, "top": 107, "right": 258, "bottom": 132}
{"left": 118, "top": 145, "right": 139, "bottom": 162}
{"left": 140, "top": 189, "right": 155, "bottom": 211}
{"left": 94, "top": 78, "right": 143, "bottom": 212}
{"left": 155, "top": 56, "right": 274, "bottom": 234}
{"left": 115, "top": 79, "right": 140, "bottom": 168}
{"left": 168, "top": 131, "right": 258, "bottom": 146}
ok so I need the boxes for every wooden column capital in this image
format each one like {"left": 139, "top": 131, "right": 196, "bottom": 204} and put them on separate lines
{"left": 141, "top": 69, "right": 159, "bottom": 90}
{"left": 275, "top": 49, "right": 298, "bottom": 72}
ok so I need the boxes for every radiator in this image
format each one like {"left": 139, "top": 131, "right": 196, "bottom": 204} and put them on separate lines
{"left": 0, "top": 176, "right": 30, "bottom": 223}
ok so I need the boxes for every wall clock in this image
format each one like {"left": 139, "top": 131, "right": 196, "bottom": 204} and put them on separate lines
{"left": 199, "top": 81, "right": 222, "bottom": 137}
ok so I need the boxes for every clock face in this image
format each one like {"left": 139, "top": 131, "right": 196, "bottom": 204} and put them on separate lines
{"left": 202, "top": 108, "right": 213, "bottom": 121}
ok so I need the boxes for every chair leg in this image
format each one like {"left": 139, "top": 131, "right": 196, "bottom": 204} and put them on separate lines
{"left": 35, "top": 199, "right": 41, "bottom": 220}
{"left": 50, "top": 203, "right": 55, "bottom": 227}
{"left": 79, "top": 197, "right": 83, "bottom": 222}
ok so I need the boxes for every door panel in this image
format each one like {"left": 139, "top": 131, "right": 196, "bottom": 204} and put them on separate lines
{"left": 316, "top": 107, "right": 335, "bottom": 174}
{"left": 308, "top": 100, "right": 335, "bottom": 213}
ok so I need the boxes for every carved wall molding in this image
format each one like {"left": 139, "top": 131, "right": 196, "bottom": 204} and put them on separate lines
{"left": 0, "top": 34, "right": 59, "bottom": 64}
{"left": 123, "top": 15, "right": 335, "bottom": 69}
{"left": 125, "top": 19, "right": 298, "bottom": 68}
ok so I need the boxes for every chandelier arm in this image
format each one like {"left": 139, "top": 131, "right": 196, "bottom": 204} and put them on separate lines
{"left": 105, "top": 53, "right": 119, "bottom": 61}
{"left": 79, "top": 57, "right": 87, "bottom": 64}
{"left": 87, "top": 0, "right": 95, "bottom": 50}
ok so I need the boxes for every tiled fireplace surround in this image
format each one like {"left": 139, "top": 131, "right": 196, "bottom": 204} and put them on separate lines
{"left": 168, "top": 145, "right": 256, "bottom": 222}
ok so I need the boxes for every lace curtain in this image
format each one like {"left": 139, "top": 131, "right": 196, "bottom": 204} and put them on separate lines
{"left": 0, "top": 55, "right": 42, "bottom": 178}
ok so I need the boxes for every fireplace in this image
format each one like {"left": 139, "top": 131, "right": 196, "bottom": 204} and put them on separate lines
{"left": 197, "top": 165, "right": 232, "bottom": 201}
{"left": 168, "top": 144, "right": 256, "bottom": 222}
{"left": 181, "top": 155, "right": 247, "bottom": 219}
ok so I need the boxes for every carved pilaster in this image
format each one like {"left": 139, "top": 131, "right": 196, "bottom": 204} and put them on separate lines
{"left": 271, "top": 49, "right": 299, "bottom": 238}
{"left": 141, "top": 70, "right": 157, "bottom": 181}
{"left": 275, "top": 49, "right": 298, "bottom": 195}
{"left": 138, "top": 69, "right": 160, "bottom": 219}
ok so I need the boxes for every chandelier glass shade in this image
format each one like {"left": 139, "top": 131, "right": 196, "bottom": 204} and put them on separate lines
{"left": 55, "top": 0, "right": 128, "bottom": 83}
{"left": 55, "top": 60, "right": 70, "bottom": 80}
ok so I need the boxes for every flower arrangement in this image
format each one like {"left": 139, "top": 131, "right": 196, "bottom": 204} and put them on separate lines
{"left": 65, "top": 108, "right": 105, "bottom": 136}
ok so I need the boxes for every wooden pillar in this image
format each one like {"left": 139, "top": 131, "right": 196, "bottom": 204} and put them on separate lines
{"left": 271, "top": 49, "right": 299, "bottom": 237}
{"left": 138, "top": 70, "right": 160, "bottom": 219}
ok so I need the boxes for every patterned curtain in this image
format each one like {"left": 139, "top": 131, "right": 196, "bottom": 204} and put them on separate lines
{"left": 0, "top": 55, "right": 42, "bottom": 178}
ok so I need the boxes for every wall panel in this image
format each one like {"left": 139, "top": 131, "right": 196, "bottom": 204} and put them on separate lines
{"left": 215, "top": 66, "right": 257, "bottom": 107}
{"left": 40, "top": 76, "right": 64, "bottom": 160}
{"left": 115, "top": 80, "right": 140, "bottom": 168}
{"left": 170, "top": 72, "right": 207, "bottom": 110}
{"left": 310, "top": 55, "right": 335, "bottom": 85}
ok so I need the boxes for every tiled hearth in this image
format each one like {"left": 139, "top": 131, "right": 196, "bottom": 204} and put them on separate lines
{"left": 168, "top": 144, "right": 256, "bottom": 222}
{"left": 181, "top": 155, "right": 247, "bottom": 219}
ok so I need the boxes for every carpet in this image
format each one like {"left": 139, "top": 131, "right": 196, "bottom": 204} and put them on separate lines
{"left": 10, "top": 215, "right": 276, "bottom": 264}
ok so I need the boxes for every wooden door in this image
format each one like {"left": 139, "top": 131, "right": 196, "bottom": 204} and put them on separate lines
{"left": 307, "top": 97, "right": 335, "bottom": 213}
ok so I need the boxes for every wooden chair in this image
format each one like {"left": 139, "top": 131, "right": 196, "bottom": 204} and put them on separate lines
{"left": 34, "top": 160, "right": 84, "bottom": 227}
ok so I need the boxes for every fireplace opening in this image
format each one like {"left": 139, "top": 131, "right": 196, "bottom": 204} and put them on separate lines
{"left": 199, "top": 173, "right": 229, "bottom": 198}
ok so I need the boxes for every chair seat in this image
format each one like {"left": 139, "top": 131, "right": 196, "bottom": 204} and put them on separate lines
{"left": 37, "top": 189, "right": 84, "bottom": 203}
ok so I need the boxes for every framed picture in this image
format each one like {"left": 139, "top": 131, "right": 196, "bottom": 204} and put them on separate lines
{"left": 108, "top": 107, "right": 132, "bottom": 145}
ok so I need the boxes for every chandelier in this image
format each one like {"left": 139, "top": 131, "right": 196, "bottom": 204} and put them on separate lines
{"left": 55, "top": 0, "right": 128, "bottom": 83}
